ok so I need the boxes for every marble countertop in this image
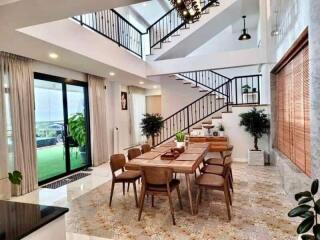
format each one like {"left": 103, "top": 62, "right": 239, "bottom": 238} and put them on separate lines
{"left": 0, "top": 200, "right": 68, "bottom": 240}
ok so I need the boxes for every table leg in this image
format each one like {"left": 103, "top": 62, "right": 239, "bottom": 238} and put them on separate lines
{"left": 185, "top": 173, "right": 194, "bottom": 215}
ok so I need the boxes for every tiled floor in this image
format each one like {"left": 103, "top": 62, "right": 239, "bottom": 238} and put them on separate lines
{"left": 13, "top": 161, "right": 299, "bottom": 240}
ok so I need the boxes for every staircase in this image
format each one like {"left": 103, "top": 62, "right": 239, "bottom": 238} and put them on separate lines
{"left": 154, "top": 70, "right": 262, "bottom": 146}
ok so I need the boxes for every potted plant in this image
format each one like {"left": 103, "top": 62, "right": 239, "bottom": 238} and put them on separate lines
{"left": 239, "top": 107, "right": 270, "bottom": 166}
{"left": 288, "top": 179, "right": 320, "bottom": 240}
{"left": 242, "top": 84, "right": 251, "bottom": 93}
{"left": 68, "top": 113, "right": 87, "bottom": 160}
{"left": 175, "top": 131, "right": 186, "bottom": 148}
{"left": 218, "top": 124, "right": 225, "bottom": 136}
{"left": 8, "top": 170, "right": 22, "bottom": 196}
{"left": 141, "top": 113, "right": 164, "bottom": 146}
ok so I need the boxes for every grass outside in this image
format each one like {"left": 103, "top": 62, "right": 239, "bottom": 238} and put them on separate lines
{"left": 37, "top": 144, "right": 87, "bottom": 182}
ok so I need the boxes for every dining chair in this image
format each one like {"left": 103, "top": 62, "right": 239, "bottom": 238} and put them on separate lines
{"left": 109, "top": 154, "right": 141, "bottom": 207}
{"left": 138, "top": 167, "right": 183, "bottom": 225}
{"left": 128, "top": 148, "right": 142, "bottom": 160}
{"left": 195, "top": 163, "right": 232, "bottom": 221}
{"left": 205, "top": 145, "right": 234, "bottom": 166}
{"left": 141, "top": 144, "right": 151, "bottom": 154}
{"left": 200, "top": 153, "right": 234, "bottom": 192}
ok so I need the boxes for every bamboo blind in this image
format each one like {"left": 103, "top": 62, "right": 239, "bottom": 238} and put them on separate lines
{"left": 276, "top": 45, "right": 310, "bottom": 175}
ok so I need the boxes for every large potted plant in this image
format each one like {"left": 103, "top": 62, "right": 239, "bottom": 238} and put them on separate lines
{"left": 68, "top": 113, "right": 87, "bottom": 159}
{"left": 239, "top": 107, "right": 270, "bottom": 166}
{"left": 288, "top": 179, "right": 320, "bottom": 240}
{"left": 141, "top": 113, "right": 164, "bottom": 146}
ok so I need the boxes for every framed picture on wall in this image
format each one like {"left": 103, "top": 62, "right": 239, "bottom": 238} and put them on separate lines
{"left": 121, "top": 91, "right": 128, "bottom": 110}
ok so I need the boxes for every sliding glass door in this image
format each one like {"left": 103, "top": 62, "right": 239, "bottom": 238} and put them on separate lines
{"left": 34, "top": 73, "right": 91, "bottom": 184}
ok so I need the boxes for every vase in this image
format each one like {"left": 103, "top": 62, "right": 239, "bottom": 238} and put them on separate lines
{"left": 218, "top": 131, "right": 224, "bottom": 137}
{"left": 176, "top": 141, "right": 185, "bottom": 148}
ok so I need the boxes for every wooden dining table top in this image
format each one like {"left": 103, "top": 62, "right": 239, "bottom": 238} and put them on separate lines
{"left": 125, "top": 142, "right": 209, "bottom": 174}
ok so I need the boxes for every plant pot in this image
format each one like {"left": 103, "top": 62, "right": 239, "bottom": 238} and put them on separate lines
{"left": 252, "top": 88, "right": 257, "bottom": 92}
{"left": 11, "top": 184, "right": 22, "bottom": 197}
{"left": 218, "top": 131, "right": 224, "bottom": 137}
{"left": 248, "top": 149, "right": 264, "bottom": 166}
{"left": 176, "top": 141, "right": 185, "bottom": 148}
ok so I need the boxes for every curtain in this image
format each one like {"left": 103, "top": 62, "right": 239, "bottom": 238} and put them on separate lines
{"left": 0, "top": 52, "right": 37, "bottom": 195}
{"left": 128, "top": 86, "right": 146, "bottom": 146}
{"left": 88, "top": 74, "right": 109, "bottom": 166}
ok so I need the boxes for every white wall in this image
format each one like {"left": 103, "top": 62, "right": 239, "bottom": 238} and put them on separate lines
{"left": 219, "top": 105, "right": 270, "bottom": 162}
{"left": 270, "top": 0, "right": 310, "bottom": 62}
{"left": 160, "top": 76, "right": 205, "bottom": 118}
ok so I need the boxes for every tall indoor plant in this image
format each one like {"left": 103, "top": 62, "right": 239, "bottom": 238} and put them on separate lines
{"left": 239, "top": 107, "right": 270, "bottom": 165}
{"left": 68, "top": 112, "right": 87, "bottom": 151}
{"left": 140, "top": 113, "right": 163, "bottom": 146}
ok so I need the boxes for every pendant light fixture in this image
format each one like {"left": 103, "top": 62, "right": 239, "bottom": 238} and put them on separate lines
{"left": 238, "top": 16, "right": 251, "bottom": 41}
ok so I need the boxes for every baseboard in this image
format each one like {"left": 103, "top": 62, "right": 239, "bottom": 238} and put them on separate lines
{"left": 233, "top": 157, "right": 248, "bottom": 163}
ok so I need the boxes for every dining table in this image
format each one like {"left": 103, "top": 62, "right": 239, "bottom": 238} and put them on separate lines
{"left": 125, "top": 141, "right": 209, "bottom": 215}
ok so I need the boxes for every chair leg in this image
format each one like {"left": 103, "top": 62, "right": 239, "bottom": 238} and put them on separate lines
{"left": 176, "top": 185, "right": 183, "bottom": 210}
{"left": 195, "top": 187, "right": 201, "bottom": 214}
{"left": 227, "top": 180, "right": 232, "bottom": 206}
{"left": 167, "top": 191, "right": 176, "bottom": 225}
{"left": 138, "top": 187, "right": 146, "bottom": 221}
{"left": 223, "top": 183, "right": 231, "bottom": 221}
{"left": 230, "top": 168, "right": 234, "bottom": 182}
{"left": 152, "top": 195, "right": 154, "bottom": 207}
{"left": 127, "top": 182, "right": 130, "bottom": 192}
{"left": 109, "top": 181, "right": 115, "bottom": 207}
{"left": 122, "top": 182, "right": 125, "bottom": 196}
{"left": 133, "top": 182, "right": 138, "bottom": 208}
{"left": 229, "top": 174, "right": 234, "bottom": 193}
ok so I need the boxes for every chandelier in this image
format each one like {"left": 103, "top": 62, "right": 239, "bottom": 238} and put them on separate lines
{"left": 169, "top": 0, "right": 220, "bottom": 23}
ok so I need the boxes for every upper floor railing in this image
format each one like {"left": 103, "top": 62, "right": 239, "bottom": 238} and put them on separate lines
{"left": 73, "top": 10, "right": 143, "bottom": 58}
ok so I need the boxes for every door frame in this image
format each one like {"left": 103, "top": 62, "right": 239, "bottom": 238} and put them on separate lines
{"left": 34, "top": 72, "right": 92, "bottom": 185}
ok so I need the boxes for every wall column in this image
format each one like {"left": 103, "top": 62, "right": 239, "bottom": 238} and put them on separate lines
{"left": 310, "top": 0, "right": 320, "bottom": 179}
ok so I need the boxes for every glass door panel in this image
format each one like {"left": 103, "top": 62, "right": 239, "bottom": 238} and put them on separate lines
{"left": 34, "top": 80, "right": 66, "bottom": 182}
{"left": 66, "top": 84, "right": 89, "bottom": 171}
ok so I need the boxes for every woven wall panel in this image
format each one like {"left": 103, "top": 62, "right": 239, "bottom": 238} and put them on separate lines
{"left": 275, "top": 45, "right": 310, "bottom": 176}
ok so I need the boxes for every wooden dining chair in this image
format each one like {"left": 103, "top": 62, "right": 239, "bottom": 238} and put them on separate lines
{"left": 205, "top": 145, "right": 234, "bottom": 166}
{"left": 195, "top": 163, "right": 232, "bottom": 221}
{"left": 200, "top": 153, "right": 234, "bottom": 192}
{"left": 109, "top": 154, "right": 141, "bottom": 207}
{"left": 141, "top": 144, "right": 152, "bottom": 154}
{"left": 138, "top": 167, "right": 183, "bottom": 225}
{"left": 128, "top": 148, "right": 142, "bottom": 160}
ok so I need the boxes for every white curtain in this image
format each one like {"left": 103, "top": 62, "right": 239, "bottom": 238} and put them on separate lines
{"left": 88, "top": 74, "right": 109, "bottom": 166}
{"left": 0, "top": 52, "right": 37, "bottom": 195}
{"left": 128, "top": 86, "right": 146, "bottom": 146}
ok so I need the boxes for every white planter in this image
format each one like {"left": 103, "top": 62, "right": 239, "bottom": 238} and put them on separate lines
{"left": 176, "top": 141, "right": 185, "bottom": 148}
{"left": 248, "top": 150, "right": 265, "bottom": 166}
{"left": 218, "top": 131, "right": 224, "bottom": 137}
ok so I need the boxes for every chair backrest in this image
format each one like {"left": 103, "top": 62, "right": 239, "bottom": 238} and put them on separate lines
{"left": 141, "top": 144, "right": 151, "bottom": 154}
{"left": 110, "top": 154, "right": 126, "bottom": 176}
{"left": 223, "top": 145, "right": 234, "bottom": 157}
{"left": 141, "top": 167, "right": 173, "bottom": 185}
{"left": 128, "top": 148, "right": 142, "bottom": 160}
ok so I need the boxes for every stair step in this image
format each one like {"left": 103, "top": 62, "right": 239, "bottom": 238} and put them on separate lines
{"left": 216, "top": 97, "right": 225, "bottom": 100}
{"left": 212, "top": 116, "right": 222, "bottom": 119}
{"left": 175, "top": 78, "right": 184, "bottom": 81}
{"left": 183, "top": 82, "right": 191, "bottom": 85}
{"left": 222, "top": 111, "right": 232, "bottom": 114}
{"left": 191, "top": 86, "right": 199, "bottom": 88}
{"left": 199, "top": 90, "right": 209, "bottom": 92}
{"left": 202, "top": 121, "right": 212, "bottom": 125}
{"left": 192, "top": 127, "right": 202, "bottom": 130}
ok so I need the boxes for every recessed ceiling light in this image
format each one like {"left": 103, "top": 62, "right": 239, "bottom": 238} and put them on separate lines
{"left": 139, "top": 81, "right": 144, "bottom": 85}
{"left": 109, "top": 71, "right": 115, "bottom": 76}
{"left": 49, "top": 52, "right": 58, "bottom": 59}
{"left": 153, "top": 85, "right": 158, "bottom": 89}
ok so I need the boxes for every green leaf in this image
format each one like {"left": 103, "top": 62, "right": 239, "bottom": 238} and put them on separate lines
{"left": 300, "top": 211, "right": 314, "bottom": 218}
{"left": 312, "top": 180, "right": 319, "bottom": 195}
{"left": 8, "top": 171, "right": 22, "bottom": 185}
{"left": 299, "top": 197, "right": 314, "bottom": 205}
{"left": 288, "top": 205, "right": 312, "bottom": 217}
{"left": 301, "top": 234, "right": 316, "bottom": 240}
{"left": 313, "top": 225, "right": 320, "bottom": 240}
{"left": 296, "top": 191, "right": 312, "bottom": 201}
{"left": 315, "top": 199, "right": 320, "bottom": 214}
{"left": 298, "top": 216, "right": 315, "bottom": 234}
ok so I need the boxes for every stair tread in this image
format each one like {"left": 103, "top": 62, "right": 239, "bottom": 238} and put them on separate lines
{"left": 202, "top": 121, "right": 213, "bottom": 124}
{"left": 192, "top": 127, "right": 202, "bottom": 130}
{"left": 212, "top": 116, "right": 222, "bottom": 119}
{"left": 183, "top": 82, "right": 192, "bottom": 84}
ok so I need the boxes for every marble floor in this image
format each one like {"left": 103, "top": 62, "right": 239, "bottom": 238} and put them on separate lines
{"left": 13, "top": 160, "right": 300, "bottom": 240}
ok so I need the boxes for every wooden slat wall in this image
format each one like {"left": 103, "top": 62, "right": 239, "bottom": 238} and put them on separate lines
{"left": 275, "top": 45, "right": 310, "bottom": 176}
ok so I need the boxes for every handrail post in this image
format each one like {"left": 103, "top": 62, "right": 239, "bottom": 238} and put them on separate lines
{"left": 235, "top": 78, "right": 238, "bottom": 105}
{"left": 80, "top": 15, "right": 83, "bottom": 25}
{"left": 187, "top": 106, "right": 190, "bottom": 134}
{"left": 257, "top": 75, "right": 261, "bottom": 104}
{"left": 195, "top": 72, "right": 198, "bottom": 87}
{"left": 226, "top": 80, "right": 230, "bottom": 112}
{"left": 116, "top": 16, "right": 121, "bottom": 46}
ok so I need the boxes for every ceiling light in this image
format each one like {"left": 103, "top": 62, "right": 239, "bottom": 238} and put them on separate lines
{"left": 238, "top": 16, "right": 251, "bottom": 41}
{"left": 49, "top": 52, "right": 59, "bottom": 59}
{"left": 153, "top": 85, "right": 158, "bottom": 89}
{"left": 139, "top": 81, "right": 144, "bottom": 85}
{"left": 109, "top": 71, "right": 115, "bottom": 76}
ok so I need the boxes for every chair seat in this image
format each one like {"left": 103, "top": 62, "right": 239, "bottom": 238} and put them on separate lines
{"left": 196, "top": 173, "right": 224, "bottom": 187}
{"left": 147, "top": 179, "right": 180, "bottom": 192}
{"left": 116, "top": 170, "right": 141, "bottom": 181}
{"left": 205, "top": 157, "right": 232, "bottom": 166}
{"left": 201, "top": 165, "right": 224, "bottom": 175}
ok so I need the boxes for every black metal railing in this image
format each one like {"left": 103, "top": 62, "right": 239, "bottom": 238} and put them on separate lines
{"left": 73, "top": 10, "right": 143, "bottom": 58}
{"left": 154, "top": 73, "right": 262, "bottom": 146}
{"left": 147, "top": 0, "right": 218, "bottom": 53}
